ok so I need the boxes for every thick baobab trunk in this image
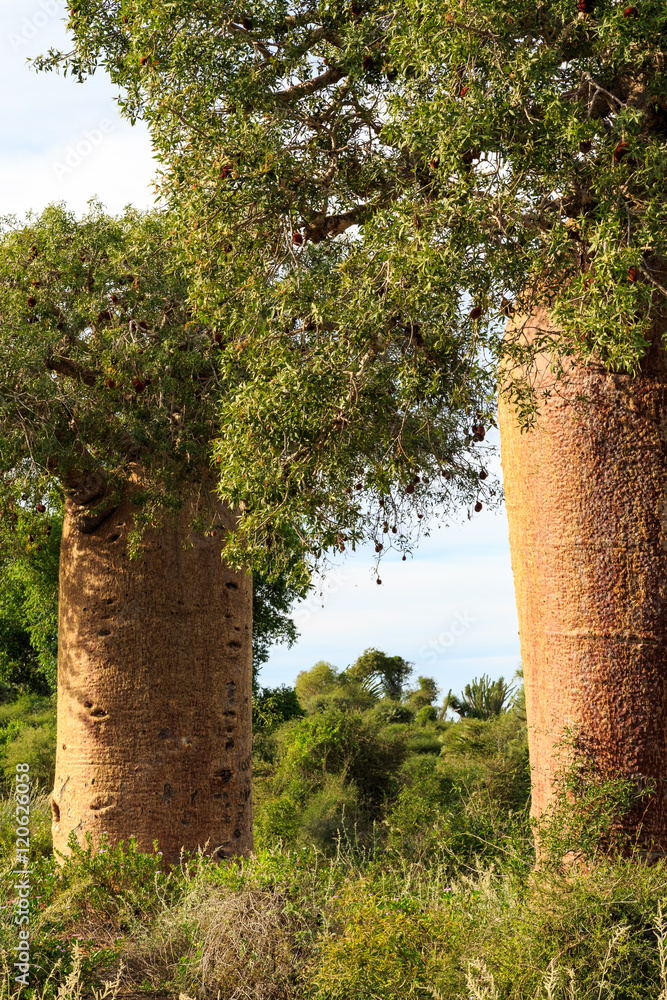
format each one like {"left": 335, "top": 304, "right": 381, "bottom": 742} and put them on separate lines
{"left": 52, "top": 484, "right": 253, "bottom": 864}
{"left": 499, "top": 311, "right": 667, "bottom": 851}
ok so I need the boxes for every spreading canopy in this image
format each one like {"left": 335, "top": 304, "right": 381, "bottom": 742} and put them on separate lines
{"left": 0, "top": 203, "right": 305, "bottom": 665}
{"left": 41, "top": 0, "right": 667, "bottom": 574}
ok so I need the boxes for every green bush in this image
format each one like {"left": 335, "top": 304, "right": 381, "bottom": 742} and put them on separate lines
{"left": 2, "top": 721, "right": 56, "bottom": 790}
{"left": 0, "top": 693, "right": 56, "bottom": 793}
{"left": 297, "top": 774, "right": 361, "bottom": 853}
{"left": 416, "top": 705, "right": 438, "bottom": 725}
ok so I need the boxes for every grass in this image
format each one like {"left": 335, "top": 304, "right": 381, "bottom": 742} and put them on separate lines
{"left": 2, "top": 701, "right": 667, "bottom": 998}
{"left": 2, "top": 813, "right": 667, "bottom": 999}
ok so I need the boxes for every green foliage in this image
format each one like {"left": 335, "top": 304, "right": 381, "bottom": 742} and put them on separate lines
{"left": 0, "top": 508, "right": 62, "bottom": 696}
{"left": 255, "top": 707, "right": 407, "bottom": 849}
{"left": 48, "top": 0, "right": 667, "bottom": 577}
{"left": 416, "top": 705, "right": 438, "bottom": 725}
{"left": 536, "top": 727, "right": 655, "bottom": 863}
{"left": 295, "top": 661, "right": 341, "bottom": 705}
{"left": 371, "top": 699, "right": 415, "bottom": 724}
{"left": 3, "top": 818, "right": 667, "bottom": 1000}
{"left": 0, "top": 694, "right": 56, "bottom": 793}
{"left": 2, "top": 681, "right": 667, "bottom": 999}
{"left": 408, "top": 675, "right": 440, "bottom": 710}
{"left": 251, "top": 573, "right": 306, "bottom": 686}
{"left": 295, "top": 656, "right": 389, "bottom": 714}
{"left": 446, "top": 673, "right": 516, "bottom": 720}
{"left": 346, "top": 648, "right": 413, "bottom": 700}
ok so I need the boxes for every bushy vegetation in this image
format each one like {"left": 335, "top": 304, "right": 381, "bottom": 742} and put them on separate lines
{"left": 1, "top": 656, "right": 665, "bottom": 999}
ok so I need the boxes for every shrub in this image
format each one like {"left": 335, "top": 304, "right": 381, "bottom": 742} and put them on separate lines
{"left": 416, "top": 705, "right": 437, "bottom": 725}
{"left": 372, "top": 700, "right": 414, "bottom": 724}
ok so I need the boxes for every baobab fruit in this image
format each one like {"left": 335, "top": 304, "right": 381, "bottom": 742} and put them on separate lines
{"left": 376, "top": 578, "right": 382, "bottom": 585}
{"left": 214, "top": 332, "right": 223, "bottom": 344}
{"left": 475, "top": 501, "right": 483, "bottom": 512}
{"left": 614, "top": 141, "right": 630, "bottom": 162}
{"left": 293, "top": 232, "right": 304, "bottom": 245}
{"left": 36, "top": 504, "right": 46, "bottom": 513}
{"left": 375, "top": 543, "right": 383, "bottom": 552}
{"left": 133, "top": 377, "right": 146, "bottom": 393}
{"left": 579, "top": 139, "right": 593, "bottom": 154}
{"left": 106, "top": 378, "right": 116, "bottom": 389}
{"left": 140, "top": 55, "right": 150, "bottom": 66}
{"left": 460, "top": 85, "right": 469, "bottom": 97}
{"left": 242, "top": 15, "right": 253, "bottom": 29}
{"left": 406, "top": 484, "right": 415, "bottom": 494}
{"left": 110, "top": 293, "right": 119, "bottom": 304}
{"left": 623, "top": 5, "right": 638, "bottom": 14}
{"left": 578, "top": 0, "right": 595, "bottom": 12}
{"left": 27, "top": 296, "right": 36, "bottom": 308}
{"left": 351, "top": 0, "right": 362, "bottom": 16}
{"left": 355, "top": 482, "right": 363, "bottom": 490}
{"left": 392, "top": 526, "right": 397, "bottom": 533}
{"left": 220, "top": 164, "right": 232, "bottom": 180}
{"left": 379, "top": 498, "right": 385, "bottom": 507}
{"left": 479, "top": 469, "right": 488, "bottom": 480}
{"left": 417, "top": 513, "right": 423, "bottom": 519}
{"left": 469, "top": 306, "right": 482, "bottom": 320}
{"left": 97, "top": 310, "right": 112, "bottom": 323}
{"left": 628, "top": 266, "right": 638, "bottom": 282}
{"left": 402, "top": 555, "right": 406, "bottom": 561}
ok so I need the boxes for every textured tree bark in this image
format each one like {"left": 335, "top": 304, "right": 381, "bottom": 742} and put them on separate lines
{"left": 52, "top": 479, "right": 253, "bottom": 864}
{"left": 499, "top": 310, "right": 667, "bottom": 851}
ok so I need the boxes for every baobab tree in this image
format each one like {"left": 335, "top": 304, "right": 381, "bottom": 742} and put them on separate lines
{"left": 48, "top": 0, "right": 667, "bottom": 849}
{"left": 0, "top": 204, "right": 302, "bottom": 862}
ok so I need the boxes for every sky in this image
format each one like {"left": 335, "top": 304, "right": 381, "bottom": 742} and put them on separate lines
{"left": 0, "top": 0, "right": 522, "bottom": 701}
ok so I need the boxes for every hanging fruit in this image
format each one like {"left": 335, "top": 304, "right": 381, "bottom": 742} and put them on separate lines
{"left": 614, "top": 141, "right": 630, "bottom": 162}
{"left": 293, "top": 232, "right": 304, "bottom": 245}
{"left": 469, "top": 306, "right": 482, "bottom": 320}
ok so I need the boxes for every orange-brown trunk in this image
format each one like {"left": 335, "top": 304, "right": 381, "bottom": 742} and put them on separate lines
{"left": 52, "top": 485, "right": 253, "bottom": 864}
{"left": 499, "top": 310, "right": 667, "bottom": 850}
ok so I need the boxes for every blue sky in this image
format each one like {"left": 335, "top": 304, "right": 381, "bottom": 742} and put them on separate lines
{"left": 0, "top": 0, "right": 522, "bottom": 700}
